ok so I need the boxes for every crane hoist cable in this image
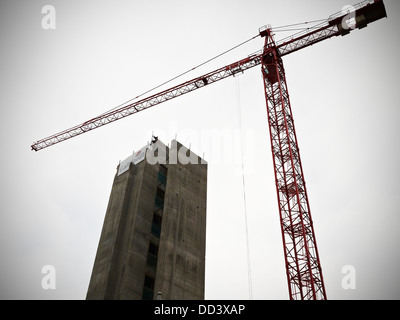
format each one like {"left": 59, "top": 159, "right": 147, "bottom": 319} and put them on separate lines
{"left": 235, "top": 76, "right": 253, "bottom": 300}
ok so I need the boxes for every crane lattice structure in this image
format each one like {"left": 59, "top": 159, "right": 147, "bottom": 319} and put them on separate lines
{"left": 31, "top": 0, "right": 387, "bottom": 300}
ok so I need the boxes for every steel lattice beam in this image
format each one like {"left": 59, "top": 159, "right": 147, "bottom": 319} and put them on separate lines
{"left": 29, "top": 0, "right": 388, "bottom": 302}
{"left": 31, "top": 54, "right": 263, "bottom": 151}
{"left": 31, "top": 0, "right": 386, "bottom": 152}
{"left": 261, "top": 30, "right": 327, "bottom": 300}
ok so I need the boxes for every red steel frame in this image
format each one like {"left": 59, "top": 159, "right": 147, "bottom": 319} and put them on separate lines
{"left": 30, "top": 0, "right": 387, "bottom": 302}
{"left": 31, "top": 0, "right": 386, "bottom": 152}
{"left": 261, "top": 29, "right": 326, "bottom": 300}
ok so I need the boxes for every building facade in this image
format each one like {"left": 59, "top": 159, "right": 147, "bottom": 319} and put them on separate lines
{"left": 86, "top": 139, "right": 207, "bottom": 300}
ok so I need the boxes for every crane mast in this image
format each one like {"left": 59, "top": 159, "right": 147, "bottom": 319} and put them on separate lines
{"left": 30, "top": 0, "right": 387, "bottom": 300}
{"left": 262, "top": 29, "right": 326, "bottom": 300}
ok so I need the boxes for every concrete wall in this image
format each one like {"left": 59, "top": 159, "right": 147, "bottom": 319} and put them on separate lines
{"left": 86, "top": 161, "right": 146, "bottom": 299}
{"left": 86, "top": 140, "right": 207, "bottom": 300}
{"left": 155, "top": 157, "right": 207, "bottom": 299}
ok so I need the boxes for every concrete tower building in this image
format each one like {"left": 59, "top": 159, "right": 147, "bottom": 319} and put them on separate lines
{"left": 86, "top": 138, "right": 207, "bottom": 300}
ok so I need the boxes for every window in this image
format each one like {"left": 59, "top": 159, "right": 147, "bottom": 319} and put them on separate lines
{"left": 148, "top": 242, "right": 159, "bottom": 256}
{"left": 156, "top": 187, "right": 165, "bottom": 199}
{"left": 158, "top": 172, "right": 167, "bottom": 186}
{"left": 142, "top": 275, "right": 155, "bottom": 300}
{"left": 146, "top": 242, "right": 159, "bottom": 268}
{"left": 154, "top": 187, "right": 165, "bottom": 210}
{"left": 144, "top": 275, "right": 154, "bottom": 289}
{"left": 151, "top": 213, "right": 162, "bottom": 238}
{"left": 159, "top": 164, "right": 168, "bottom": 176}
{"left": 158, "top": 165, "right": 167, "bottom": 187}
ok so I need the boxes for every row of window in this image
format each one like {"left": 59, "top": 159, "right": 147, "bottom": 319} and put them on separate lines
{"left": 142, "top": 165, "right": 168, "bottom": 300}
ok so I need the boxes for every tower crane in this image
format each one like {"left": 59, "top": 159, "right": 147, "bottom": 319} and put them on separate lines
{"left": 31, "top": 0, "right": 387, "bottom": 300}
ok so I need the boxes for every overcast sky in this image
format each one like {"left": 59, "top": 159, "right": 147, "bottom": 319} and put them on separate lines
{"left": 0, "top": 0, "right": 399, "bottom": 300}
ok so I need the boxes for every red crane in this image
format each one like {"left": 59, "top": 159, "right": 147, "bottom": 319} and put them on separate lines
{"left": 31, "top": 0, "right": 387, "bottom": 300}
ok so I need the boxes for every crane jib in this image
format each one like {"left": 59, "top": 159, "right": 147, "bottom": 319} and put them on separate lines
{"left": 30, "top": 0, "right": 387, "bottom": 152}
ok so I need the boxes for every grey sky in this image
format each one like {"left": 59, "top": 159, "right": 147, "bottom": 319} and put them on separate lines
{"left": 0, "top": 0, "right": 399, "bottom": 299}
